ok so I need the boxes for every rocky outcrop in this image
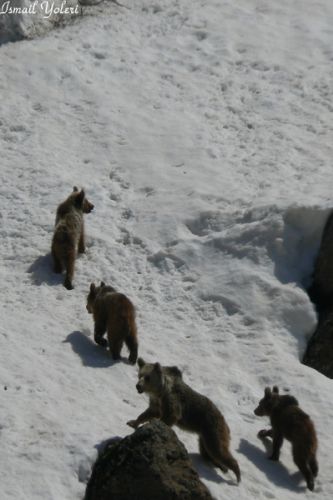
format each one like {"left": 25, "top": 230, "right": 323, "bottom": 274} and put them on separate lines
{"left": 303, "top": 309, "right": 333, "bottom": 378}
{"left": 304, "top": 210, "right": 333, "bottom": 377}
{"left": 85, "top": 419, "right": 213, "bottom": 500}
{"left": 308, "top": 211, "right": 333, "bottom": 308}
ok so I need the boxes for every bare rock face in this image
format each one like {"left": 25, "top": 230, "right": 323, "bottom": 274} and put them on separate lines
{"left": 304, "top": 210, "right": 333, "bottom": 378}
{"left": 303, "top": 310, "right": 333, "bottom": 378}
{"left": 308, "top": 211, "right": 333, "bottom": 308}
{"left": 85, "top": 419, "right": 213, "bottom": 500}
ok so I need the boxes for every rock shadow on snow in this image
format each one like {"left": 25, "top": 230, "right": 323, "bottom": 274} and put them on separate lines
{"left": 65, "top": 331, "right": 124, "bottom": 368}
{"left": 238, "top": 438, "right": 304, "bottom": 492}
{"left": 27, "top": 254, "right": 63, "bottom": 286}
{"left": 188, "top": 452, "right": 234, "bottom": 485}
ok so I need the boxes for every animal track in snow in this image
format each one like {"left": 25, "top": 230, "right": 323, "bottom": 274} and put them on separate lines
{"left": 148, "top": 250, "right": 187, "bottom": 272}
{"left": 119, "top": 228, "right": 146, "bottom": 249}
{"left": 92, "top": 52, "right": 107, "bottom": 60}
{"left": 32, "top": 102, "right": 47, "bottom": 113}
{"left": 9, "top": 125, "right": 27, "bottom": 133}
{"left": 199, "top": 293, "right": 240, "bottom": 316}
{"left": 110, "top": 169, "right": 130, "bottom": 189}
{"left": 193, "top": 30, "right": 208, "bottom": 41}
{"left": 121, "top": 208, "right": 134, "bottom": 220}
{"left": 110, "top": 192, "right": 121, "bottom": 202}
{"left": 139, "top": 186, "right": 155, "bottom": 197}
{"left": 185, "top": 210, "right": 226, "bottom": 237}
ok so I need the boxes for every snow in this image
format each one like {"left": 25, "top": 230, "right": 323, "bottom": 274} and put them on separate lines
{"left": 0, "top": 0, "right": 333, "bottom": 499}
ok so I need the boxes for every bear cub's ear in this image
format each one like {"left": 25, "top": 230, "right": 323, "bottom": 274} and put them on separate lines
{"left": 272, "top": 386, "right": 279, "bottom": 394}
{"left": 154, "top": 362, "right": 162, "bottom": 374}
{"left": 90, "top": 283, "right": 96, "bottom": 293}
{"left": 264, "top": 387, "right": 272, "bottom": 398}
{"left": 169, "top": 366, "right": 182, "bottom": 378}
{"left": 75, "top": 189, "right": 85, "bottom": 208}
{"left": 73, "top": 186, "right": 79, "bottom": 192}
{"left": 137, "top": 358, "right": 145, "bottom": 368}
{"left": 100, "top": 281, "right": 106, "bottom": 287}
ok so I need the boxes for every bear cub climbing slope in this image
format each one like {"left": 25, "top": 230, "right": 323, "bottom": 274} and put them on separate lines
{"left": 127, "top": 358, "right": 241, "bottom": 483}
{"left": 51, "top": 186, "right": 94, "bottom": 290}
{"left": 254, "top": 386, "right": 318, "bottom": 491}
{"left": 86, "top": 282, "right": 138, "bottom": 364}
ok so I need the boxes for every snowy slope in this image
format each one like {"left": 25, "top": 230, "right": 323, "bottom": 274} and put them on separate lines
{"left": 1, "top": 1, "right": 333, "bottom": 499}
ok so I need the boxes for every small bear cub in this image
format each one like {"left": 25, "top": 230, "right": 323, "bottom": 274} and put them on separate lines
{"left": 127, "top": 358, "right": 241, "bottom": 483}
{"left": 86, "top": 282, "right": 138, "bottom": 364}
{"left": 51, "top": 186, "right": 94, "bottom": 290}
{"left": 254, "top": 386, "right": 318, "bottom": 491}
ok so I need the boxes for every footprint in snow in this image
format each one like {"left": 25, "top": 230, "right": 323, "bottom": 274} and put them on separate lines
{"left": 93, "top": 52, "right": 107, "bottom": 60}
{"left": 194, "top": 30, "right": 208, "bottom": 41}
{"left": 122, "top": 208, "right": 134, "bottom": 220}
{"left": 140, "top": 186, "right": 155, "bottom": 197}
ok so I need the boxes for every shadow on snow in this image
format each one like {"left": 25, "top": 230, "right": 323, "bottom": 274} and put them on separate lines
{"left": 238, "top": 438, "right": 304, "bottom": 492}
{"left": 189, "top": 452, "right": 235, "bottom": 486}
{"left": 27, "top": 253, "right": 63, "bottom": 286}
{"left": 64, "top": 330, "right": 132, "bottom": 368}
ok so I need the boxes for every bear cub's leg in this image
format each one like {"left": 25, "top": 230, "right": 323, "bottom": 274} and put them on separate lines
{"left": 125, "top": 335, "right": 138, "bottom": 365}
{"left": 94, "top": 318, "right": 108, "bottom": 347}
{"left": 109, "top": 336, "right": 123, "bottom": 360}
{"left": 78, "top": 228, "right": 85, "bottom": 254}
{"left": 52, "top": 253, "right": 63, "bottom": 274}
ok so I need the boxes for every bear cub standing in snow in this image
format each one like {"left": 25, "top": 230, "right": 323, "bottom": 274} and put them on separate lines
{"left": 51, "top": 186, "right": 94, "bottom": 290}
{"left": 86, "top": 282, "right": 138, "bottom": 364}
{"left": 254, "top": 386, "right": 318, "bottom": 491}
{"left": 127, "top": 358, "right": 241, "bottom": 483}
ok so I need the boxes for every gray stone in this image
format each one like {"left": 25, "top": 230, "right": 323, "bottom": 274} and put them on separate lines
{"left": 303, "top": 309, "right": 333, "bottom": 378}
{"left": 304, "top": 210, "right": 333, "bottom": 378}
{"left": 308, "top": 210, "right": 333, "bottom": 308}
{"left": 85, "top": 419, "right": 213, "bottom": 500}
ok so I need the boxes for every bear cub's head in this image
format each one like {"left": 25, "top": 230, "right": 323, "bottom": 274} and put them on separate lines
{"left": 136, "top": 358, "right": 163, "bottom": 395}
{"left": 86, "top": 281, "right": 116, "bottom": 313}
{"left": 135, "top": 358, "right": 183, "bottom": 395}
{"left": 254, "top": 386, "right": 280, "bottom": 417}
{"left": 72, "top": 186, "right": 94, "bottom": 213}
{"left": 254, "top": 386, "right": 299, "bottom": 417}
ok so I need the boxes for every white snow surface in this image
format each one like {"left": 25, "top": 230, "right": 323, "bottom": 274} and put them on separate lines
{"left": 1, "top": 0, "right": 333, "bottom": 499}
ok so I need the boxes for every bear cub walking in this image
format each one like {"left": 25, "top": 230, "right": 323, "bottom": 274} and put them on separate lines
{"left": 254, "top": 386, "right": 318, "bottom": 491}
{"left": 86, "top": 282, "right": 138, "bottom": 364}
{"left": 51, "top": 186, "right": 94, "bottom": 290}
{"left": 127, "top": 359, "right": 241, "bottom": 483}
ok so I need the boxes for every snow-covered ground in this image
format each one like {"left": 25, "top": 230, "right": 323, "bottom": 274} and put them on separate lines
{"left": 0, "top": 1, "right": 333, "bottom": 499}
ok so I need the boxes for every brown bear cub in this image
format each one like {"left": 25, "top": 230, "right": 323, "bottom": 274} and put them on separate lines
{"left": 51, "top": 186, "right": 94, "bottom": 290}
{"left": 254, "top": 386, "right": 318, "bottom": 491}
{"left": 127, "top": 359, "right": 241, "bottom": 483}
{"left": 86, "top": 282, "right": 138, "bottom": 364}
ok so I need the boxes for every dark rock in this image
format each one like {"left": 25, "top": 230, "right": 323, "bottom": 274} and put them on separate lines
{"left": 304, "top": 210, "right": 333, "bottom": 377}
{"left": 308, "top": 210, "right": 333, "bottom": 310}
{"left": 85, "top": 420, "right": 213, "bottom": 500}
{"left": 303, "top": 309, "right": 333, "bottom": 378}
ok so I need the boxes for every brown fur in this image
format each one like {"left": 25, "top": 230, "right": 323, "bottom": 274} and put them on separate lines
{"left": 86, "top": 282, "right": 138, "bottom": 364}
{"left": 254, "top": 386, "right": 318, "bottom": 491}
{"left": 51, "top": 187, "right": 94, "bottom": 290}
{"left": 127, "top": 359, "right": 241, "bottom": 483}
